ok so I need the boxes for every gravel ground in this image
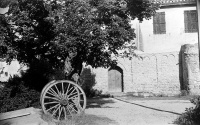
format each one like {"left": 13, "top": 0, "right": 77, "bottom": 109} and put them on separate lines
{"left": 0, "top": 97, "right": 195, "bottom": 125}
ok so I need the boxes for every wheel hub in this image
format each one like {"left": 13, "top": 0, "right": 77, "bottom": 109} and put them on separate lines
{"left": 60, "top": 99, "right": 68, "bottom": 106}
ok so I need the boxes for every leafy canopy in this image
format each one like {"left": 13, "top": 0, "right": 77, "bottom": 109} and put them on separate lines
{"left": 0, "top": 0, "right": 158, "bottom": 72}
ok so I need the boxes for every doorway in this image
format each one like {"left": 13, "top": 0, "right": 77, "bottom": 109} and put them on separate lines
{"left": 108, "top": 66, "right": 123, "bottom": 92}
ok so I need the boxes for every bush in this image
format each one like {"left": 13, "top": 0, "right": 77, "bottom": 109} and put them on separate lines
{"left": 0, "top": 75, "right": 40, "bottom": 113}
{"left": 174, "top": 96, "right": 200, "bottom": 125}
{"left": 0, "top": 59, "right": 64, "bottom": 113}
{"left": 79, "top": 67, "right": 103, "bottom": 98}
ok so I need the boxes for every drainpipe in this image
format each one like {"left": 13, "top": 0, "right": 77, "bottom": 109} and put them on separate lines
{"left": 155, "top": 56, "right": 159, "bottom": 84}
{"left": 197, "top": 0, "right": 200, "bottom": 66}
{"left": 131, "top": 58, "right": 133, "bottom": 84}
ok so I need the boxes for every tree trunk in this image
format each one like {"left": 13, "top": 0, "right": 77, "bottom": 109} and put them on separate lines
{"left": 64, "top": 55, "right": 83, "bottom": 82}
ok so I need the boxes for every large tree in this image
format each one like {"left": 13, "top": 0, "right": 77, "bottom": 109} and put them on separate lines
{"left": 0, "top": 0, "right": 158, "bottom": 79}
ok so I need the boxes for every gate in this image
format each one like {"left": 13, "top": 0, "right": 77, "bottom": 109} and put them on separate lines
{"left": 108, "top": 66, "right": 123, "bottom": 92}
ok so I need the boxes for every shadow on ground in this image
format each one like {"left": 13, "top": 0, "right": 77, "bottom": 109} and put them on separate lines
{"left": 70, "top": 114, "right": 118, "bottom": 125}
{"left": 0, "top": 110, "right": 118, "bottom": 125}
{"left": 114, "top": 97, "right": 183, "bottom": 115}
{"left": 86, "top": 97, "right": 116, "bottom": 108}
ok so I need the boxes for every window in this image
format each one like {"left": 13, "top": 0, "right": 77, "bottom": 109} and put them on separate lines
{"left": 184, "top": 10, "right": 198, "bottom": 33}
{"left": 153, "top": 12, "right": 166, "bottom": 34}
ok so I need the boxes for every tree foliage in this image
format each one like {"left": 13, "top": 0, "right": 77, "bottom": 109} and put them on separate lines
{"left": 0, "top": 0, "right": 158, "bottom": 75}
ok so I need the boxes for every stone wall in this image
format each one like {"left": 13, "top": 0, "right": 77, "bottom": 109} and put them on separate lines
{"left": 181, "top": 43, "right": 200, "bottom": 95}
{"left": 130, "top": 52, "right": 180, "bottom": 96}
{"left": 93, "top": 52, "right": 181, "bottom": 96}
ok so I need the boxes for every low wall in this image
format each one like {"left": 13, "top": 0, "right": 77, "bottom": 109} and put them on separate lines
{"left": 127, "top": 52, "right": 180, "bottom": 96}
{"left": 92, "top": 51, "right": 181, "bottom": 96}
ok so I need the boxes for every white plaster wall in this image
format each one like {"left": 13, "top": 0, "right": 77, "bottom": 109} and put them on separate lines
{"left": 131, "top": 6, "right": 198, "bottom": 54}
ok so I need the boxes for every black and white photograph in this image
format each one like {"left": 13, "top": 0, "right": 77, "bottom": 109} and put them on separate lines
{"left": 0, "top": 0, "right": 200, "bottom": 125}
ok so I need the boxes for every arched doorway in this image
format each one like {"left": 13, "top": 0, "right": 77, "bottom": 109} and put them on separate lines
{"left": 108, "top": 66, "right": 123, "bottom": 92}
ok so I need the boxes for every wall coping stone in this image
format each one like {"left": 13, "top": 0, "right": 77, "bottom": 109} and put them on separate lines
{"left": 0, "top": 107, "right": 35, "bottom": 121}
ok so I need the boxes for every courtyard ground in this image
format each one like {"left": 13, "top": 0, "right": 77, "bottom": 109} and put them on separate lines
{"left": 0, "top": 96, "right": 195, "bottom": 125}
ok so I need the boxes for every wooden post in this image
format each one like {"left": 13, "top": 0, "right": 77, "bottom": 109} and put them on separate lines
{"left": 197, "top": 0, "right": 200, "bottom": 64}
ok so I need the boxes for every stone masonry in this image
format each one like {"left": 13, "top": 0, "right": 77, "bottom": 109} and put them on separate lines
{"left": 181, "top": 43, "right": 200, "bottom": 95}
{"left": 92, "top": 52, "right": 181, "bottom": 96}
{"left": 91, "top": 44, "right": 200, "bottom": 96}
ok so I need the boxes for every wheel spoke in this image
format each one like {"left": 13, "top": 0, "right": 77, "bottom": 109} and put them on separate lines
{"left": 67, "top": 105, "right": 73, "bottom": 115}
{"left": 44, "top": 96, "right": 60, "bottom": 101}
{"left": 68, "top": 103, "right": 78, "bottom": 113}
{"left": 69, "top": 92, "right": 78, "bottom": 97}
{"left": 79, "top": 92, "right": 84, "bottom": 95}
{"left": 63, "top": 107, "right": 67, "bottom": 120}
{"left": 52, "top": 105, "right": 60, "bottom": 117}
{"left": 67, "top": 88, "right": 77, "bottom": 97}
{"left": 54, "top": 84, "right": 61, "bottom": 96}
{"left": 46, "top": 103, "right": 60, "bottom": 112}
{"left": 77, "top": 104, "right": 83, "bottom": 111}
{"left": 65, "top": 84, "right": 70, "bottom": 95}
{"left": 68, "top": 85, "right": 74, "bottom": 94}
{"left": 69, "top": 101, "right": 76, "bottom": 106}
{"left": 58, "top": 106, "right": 62, "bottom": 121}
{"left": 68, "top": 95, "right": 78, "bottom": 100}
{"left": 74, "top": 103, "right": 82, "bottom": 112}
{"left": 70, "top": 98, "right": 83, "bottom": 112}
{"left": 47, "top": 89, "right": 60, "bottom": 98}
{"left": 79, "top": 99, "right": 84, "bottom": 102}
{"left": 61, "top": 82, "right": 64, "bottom": 95}
{"left": 69, "top": 99, "right": 78, "bottom": 105}
{"left": 44, "top": 101, "right": 59, "bottom": 105}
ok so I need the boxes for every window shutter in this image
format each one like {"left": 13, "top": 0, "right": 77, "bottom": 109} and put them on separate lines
{"left": 160, "top": 24, "right": 166, "bottom": 33}
{"left": 184, "top": 11, "right": 189, "bottom": 33}
{"left": 153, "top": 14, "right": 158, "bottom": 34}
{"left": 190, "top": 11, "right": 197, "bottom": 32}
{"left": 160, "top": 12, "right": 165, "bottom": 23}
{"left": 153, "top": 12, "right": 166, "bottom": 34}
{"left": 184, "top": 10, "right": 197, "bottom": 33}
{"left": 160, "top": 12, "right": 166, "bottom": 33}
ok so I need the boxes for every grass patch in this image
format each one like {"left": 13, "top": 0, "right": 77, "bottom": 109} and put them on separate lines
{"left": 41, "top": 112, "right": 86, "bottom": 125}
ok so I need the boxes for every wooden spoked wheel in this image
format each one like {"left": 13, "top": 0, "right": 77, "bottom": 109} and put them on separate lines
{"left": 40, "top": 80, "right": 86, "bottom": 121}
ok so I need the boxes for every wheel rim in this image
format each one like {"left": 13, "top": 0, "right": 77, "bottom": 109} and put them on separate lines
{"left": 40, "top": 80, "right": 56, "bottom": 105}
{"left": 41, "top": 80, "right": 86, "bottom": 121}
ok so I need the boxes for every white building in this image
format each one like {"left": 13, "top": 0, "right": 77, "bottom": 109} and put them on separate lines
{"left": 132, "top": 0, "right": 198, "bottom": 53}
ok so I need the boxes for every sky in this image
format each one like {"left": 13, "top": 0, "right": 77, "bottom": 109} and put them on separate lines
{"left": 0, "top": 7, "right": 9, "bottom": 14}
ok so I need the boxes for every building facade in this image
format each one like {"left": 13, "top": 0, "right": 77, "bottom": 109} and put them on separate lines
{"left": 132, "top": 0, "right": 198, "bottom": 53}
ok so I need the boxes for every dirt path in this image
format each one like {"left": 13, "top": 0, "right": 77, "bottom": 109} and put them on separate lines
{"left": 0, "top": 97, "right": 195, "bottom": 125}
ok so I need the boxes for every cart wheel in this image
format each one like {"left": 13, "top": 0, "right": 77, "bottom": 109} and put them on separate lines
{"left": 40, "top": 80, "right": 86, "bottom": 121}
